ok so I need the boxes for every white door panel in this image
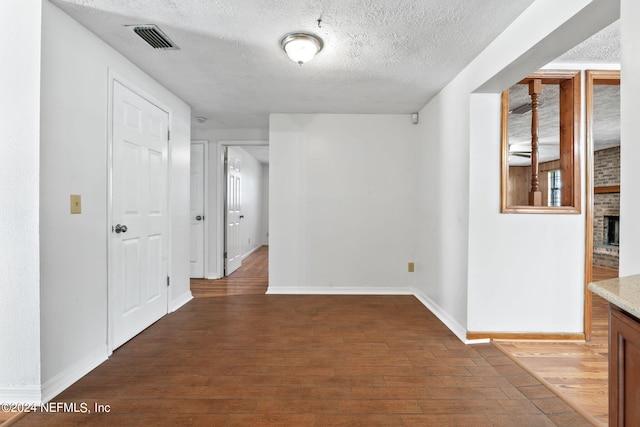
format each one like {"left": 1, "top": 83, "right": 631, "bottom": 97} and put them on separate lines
{"left": 225, "top": 147, "right": 242, "bottom": 275}
{"left": 111, "top": 81, "right": 169, "bottom": 349}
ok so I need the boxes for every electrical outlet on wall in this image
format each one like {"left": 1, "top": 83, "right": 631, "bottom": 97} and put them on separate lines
{"left": 408, "top": 262, "right": 415, "bottom": 273}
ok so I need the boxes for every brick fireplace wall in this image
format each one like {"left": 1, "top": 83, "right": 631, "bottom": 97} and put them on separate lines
{"left": 593, "top": 146, "right": 620, "bottom": 269}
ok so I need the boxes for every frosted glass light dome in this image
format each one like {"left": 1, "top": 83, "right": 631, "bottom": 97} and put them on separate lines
{"left": 281, "top": 33, "right": 323, "bottom": 65}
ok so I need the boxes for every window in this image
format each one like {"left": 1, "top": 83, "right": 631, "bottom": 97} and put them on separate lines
{"left": 501, "top": 70, "right": 581, "bottom": 214}
{"left": 548, "top": 169, "right": 561, "bottom": 207}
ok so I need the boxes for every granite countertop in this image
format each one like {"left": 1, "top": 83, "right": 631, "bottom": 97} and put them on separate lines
{"left": 589, "top": 274, "right": 640, "bottom": 319}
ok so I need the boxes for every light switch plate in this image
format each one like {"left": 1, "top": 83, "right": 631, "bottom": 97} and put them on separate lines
{"left": 70, "top": 194, "right": 81, "bottom": 214}
{"left": 408, "top": 262, "right": 415, "bottom": 273}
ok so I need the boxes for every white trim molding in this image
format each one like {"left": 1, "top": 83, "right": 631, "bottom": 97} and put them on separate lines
{"left": 41, "top": 347, "right": 108, "bottom": 403}
{"left": 413, "top": 290, "right": 489, "bottom": 345}
{"left": 267, "top": 285, "right": 489, "bottom": 345}
{"left": 0, "top": 386, "right": 42, "bottom": 405}
{"left": 169, "top": 291, "right": 193, "bottom": 313}
{"left": 266, "top": 286, "right": 415, "bottom": 296}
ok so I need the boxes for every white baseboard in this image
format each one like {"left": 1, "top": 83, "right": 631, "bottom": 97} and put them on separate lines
{"left": 205, "top": 268, "right": 221, "bottom": 280}
{"left": 41, "top": 347, "right": 108, "bottom": 403}
{"left": 170, "top": 291, "right": 193, "bottom": 313}
{"left": 266, "top": 286, "right": 414, "bottom": 295}
{"left": 413, "top": 290, "right": 489, "bottom": 345}
{"left": 266, "top": 285, "right": 487, "bottom": 345}
{"left": 0, "top": 347, "right": 108, "bottom": 404}
{"left": 242, "top": 245, "right": 262, "bottom": 260}
{"left": 0, "top": 386, "right": 42, "bottom": 405}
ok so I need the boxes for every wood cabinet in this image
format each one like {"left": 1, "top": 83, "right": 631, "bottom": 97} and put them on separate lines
{"left": 609, "top": 304, "right": 640, "bottom": 426}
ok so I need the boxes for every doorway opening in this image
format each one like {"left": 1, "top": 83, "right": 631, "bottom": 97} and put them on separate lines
{"left": 191, "top": 245, "right": 268, "bottom": 297}
{"left": 189, "top": 140, "right": 269, "bottom": 283}
{"left": 222, "top": 144, "right": 269, "bottom": 278}
{"left": 584, "top": 70, "right": 620, "bottom": 341}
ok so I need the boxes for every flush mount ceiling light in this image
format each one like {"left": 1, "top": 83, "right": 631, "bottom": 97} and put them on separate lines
{"left": 280, "top": 32, "right": 323, "bottom": 65}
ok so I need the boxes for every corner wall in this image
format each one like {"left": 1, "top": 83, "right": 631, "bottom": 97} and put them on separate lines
{"left": 415, "top": 0, "right": 619, "bottom": 335}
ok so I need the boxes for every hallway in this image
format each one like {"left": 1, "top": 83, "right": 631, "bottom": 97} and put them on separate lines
{"left": 190, "top": 246, "right": 268, "bottom": 298}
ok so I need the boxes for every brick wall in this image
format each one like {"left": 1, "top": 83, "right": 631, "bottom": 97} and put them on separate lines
{"left": 593, "top": 246, "right": 620, "bottom": 270}
{"left": 593, "top": 146, "right": 620, "bottom": 268}
{"left": 594, "top": 146, "right": 620, "bottom": 186}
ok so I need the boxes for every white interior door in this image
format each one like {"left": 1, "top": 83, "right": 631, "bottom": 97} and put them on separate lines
{"left": 190, "top": 142, "right": 205, "bottom": 278}
{"left": 225, "top": 147, "right": 242, "bottom": 275}
{"left": 111, "top": 81, "right": 169, "bottom": 349}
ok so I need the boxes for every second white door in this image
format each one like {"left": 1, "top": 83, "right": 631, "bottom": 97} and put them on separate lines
{"left": 225, "top": 147, "right": 242, "bottom": 275}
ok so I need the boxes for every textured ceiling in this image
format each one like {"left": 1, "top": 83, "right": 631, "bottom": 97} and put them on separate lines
{"left": 554, "top": 20, "right": 620, "bottom": 64}
{"left": 507, "top": 19, "right": 620, "bottom": 167}
{"left": 593, "top": 84, "right": 621, "bottom": 148}
{"left": 52, "top": 0, "right": 540, "bottom": 129}
{"left": 508, "top": 82, "right": 619, "bottom": 167}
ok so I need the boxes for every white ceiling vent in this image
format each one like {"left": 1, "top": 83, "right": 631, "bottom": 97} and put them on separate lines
{"left": 127, "top": 25, "right": 179, "bottom": 50}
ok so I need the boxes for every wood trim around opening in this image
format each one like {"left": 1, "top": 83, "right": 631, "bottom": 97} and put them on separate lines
{"left": 466, "top": 332, "right": 586, "bottom": 341}
{"left": 584, "top": 69, "right": 620, "bottom": 342}
{"left": 501, "top": 70, "right": 581, "bottom": 214}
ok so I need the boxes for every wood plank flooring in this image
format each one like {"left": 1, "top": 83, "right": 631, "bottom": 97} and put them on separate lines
{"left": 3, "top": 249, "right": 600, "bottom": 426}
{"left": 7, "top": 282, "right": 590, "bottom": 424}
{"left": 190, "top": 246, "right": 268, "bottom": 297}
{"left": 495, "top": 265, "right": 618, "bottom": 427}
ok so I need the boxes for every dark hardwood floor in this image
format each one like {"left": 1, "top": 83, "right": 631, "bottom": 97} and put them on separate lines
{"left": 10, "top": 295, "right": 589, "bottom": 426}
{"left": 5, "top": 247, "right": 593, "bottom": 426}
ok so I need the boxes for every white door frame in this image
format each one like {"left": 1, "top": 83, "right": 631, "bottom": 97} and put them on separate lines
{"left": 106, "top": 72, "right": 173, "bottom": 355}
{"left": 190, "top": 140, "right": 209, "bottom": 278}
{"left": 215, "top": 140, "right": 268, "bottom": 278}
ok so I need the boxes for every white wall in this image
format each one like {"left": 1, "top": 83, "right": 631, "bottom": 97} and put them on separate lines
{"left": 269, "top": 114, "right": 418, "bottom": 293}
{"left": 38, "top": 1, "right": 191, "bottom": 401}
{"left": 619, "top": 0, "right": 640, "bottom": 276}
{"left": 0, "top": 0, "right": 42, "bottom": 403}
{"left": 465, "top": 63, "right": 618, "bottom": 334}
{"left": 467, "top": 94, "right": 584, "bottom": 333}
{"left": 415, "top": 0, "right": 619, "bottom": 337}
